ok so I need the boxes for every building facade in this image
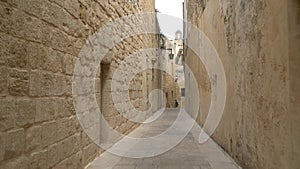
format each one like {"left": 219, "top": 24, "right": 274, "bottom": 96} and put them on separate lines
{"left": 0, "top": 0, "right": 162, "bottom": 168}
{"left": 161, "top": 31, "right": 185, "bottom": 108}
{"left": 184, "top": 0, "right": 300, "bottom": 168}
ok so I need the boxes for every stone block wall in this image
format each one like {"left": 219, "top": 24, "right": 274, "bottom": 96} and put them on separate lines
{"left": 163, "top": 73, "right": 181, "bottom": 108}
{"left": 185, "top": 0, "right": 300, "bottom": 168}
{"left": 99, "top": 35, "right": 161, "bottom": 142}
{"left": 0, "top": 0, "right": 158, "bottom": 168}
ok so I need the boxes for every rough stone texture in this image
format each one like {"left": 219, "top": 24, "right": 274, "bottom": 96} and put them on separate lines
{"left": 0, "top": 0, "right": 158, "bottom": 168}
{"left": 185, "top": 0, "right": 300, "bottom": 168}
{"left": 97, "top": 0, "right": 161, "bottom": 144}
{"left": 163, "top": 73, "right": 181, "bottom": 108}
{"left": 99, "top": 34, "right": 162, "bottom": 143}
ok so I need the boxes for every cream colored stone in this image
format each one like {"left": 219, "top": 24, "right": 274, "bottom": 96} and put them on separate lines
{"left": 0, "top": 67, "right": 9, "bottom": 97}
{"left": 0, "top": 0, "right": 157, "bottom": 168}
{"left": 41, "top": 121, "right": 58, "bottom": 148}
{"left": 82, "top": 143, "right": 100, "bottom": 166}
{"left": 29, "top": 149, "right": 48, "bottom": 169}
{"left": 25, "top": 126, "right": 42, "bottom": 153}
{"left": 0, "top": 156, "right": 29, "bottom": 169}
{"left": 47, "top": 134, "right": 81, "bottom": 167}
{"left": 185, "top": 0, "right": 300, "bottom": 168}
{"left": 29, "top": 71, "right": 68, "bottom": 97}
{"left": 2, "top": 129, "right": 25, "bottom": 161}
{"left": 52, "top": 151, "right": 83, "bottom": 169}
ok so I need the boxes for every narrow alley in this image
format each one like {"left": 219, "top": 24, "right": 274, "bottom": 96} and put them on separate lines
{"left": 87, "top": 109, "right": 240, "bottom": 169}
{"left": 0, "top": 0, "right": 299, "bottom": 169}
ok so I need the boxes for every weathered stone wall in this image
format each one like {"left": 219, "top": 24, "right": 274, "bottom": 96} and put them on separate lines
{"left": 0, "top": 0, "right": 157, "bottom": 168}
{"left": 99, "top": 35, "right": 161, "bottom": 142}
{"left": 163, "top": 73, "right": 181, "bottom": 108}
{"left": 98, "top": 1, "right": 161, "bottom": 142}
{"left": 185, "top": 0, "right": 300, "bottom": 168}
{"left": 287, "top": 0, "right": 300, "bottom": 168}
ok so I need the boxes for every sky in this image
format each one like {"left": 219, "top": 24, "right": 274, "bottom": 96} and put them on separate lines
{"left": 155, "top": 0, "right": 184, "bottom": 39}
{"left": 155, "top": 0, "right": 184, "bottom": 19}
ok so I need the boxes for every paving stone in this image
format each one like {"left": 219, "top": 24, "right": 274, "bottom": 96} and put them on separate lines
{"left": 135, "top": 164, "right": 158, "bottom": 169}
{"left": 87, "top": 109, "right": 241, "bottom": 169}
{"left": 113, "top": 165, "right": 136, "bottom": 169}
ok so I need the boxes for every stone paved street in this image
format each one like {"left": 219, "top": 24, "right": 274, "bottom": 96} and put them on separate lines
{"left": 87, "top": 109, "right": 241, "bottom": 169}
{"left": 0, "top": 0, "right": 299, "bottom": 168}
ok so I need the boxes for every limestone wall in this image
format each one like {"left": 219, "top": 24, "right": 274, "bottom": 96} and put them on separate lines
{"left": 163, "top": 73, "right": 181, "bottom": 108}
{"left": 0, "top": 0, "right": 157, "bottom": 168}
{"left": 185, "top": 0, "right": 300, "bottom": 168}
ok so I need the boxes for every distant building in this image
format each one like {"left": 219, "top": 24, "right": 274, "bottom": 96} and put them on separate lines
{"left": 160, "top": 31, "right": 185, "bottom": 108}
